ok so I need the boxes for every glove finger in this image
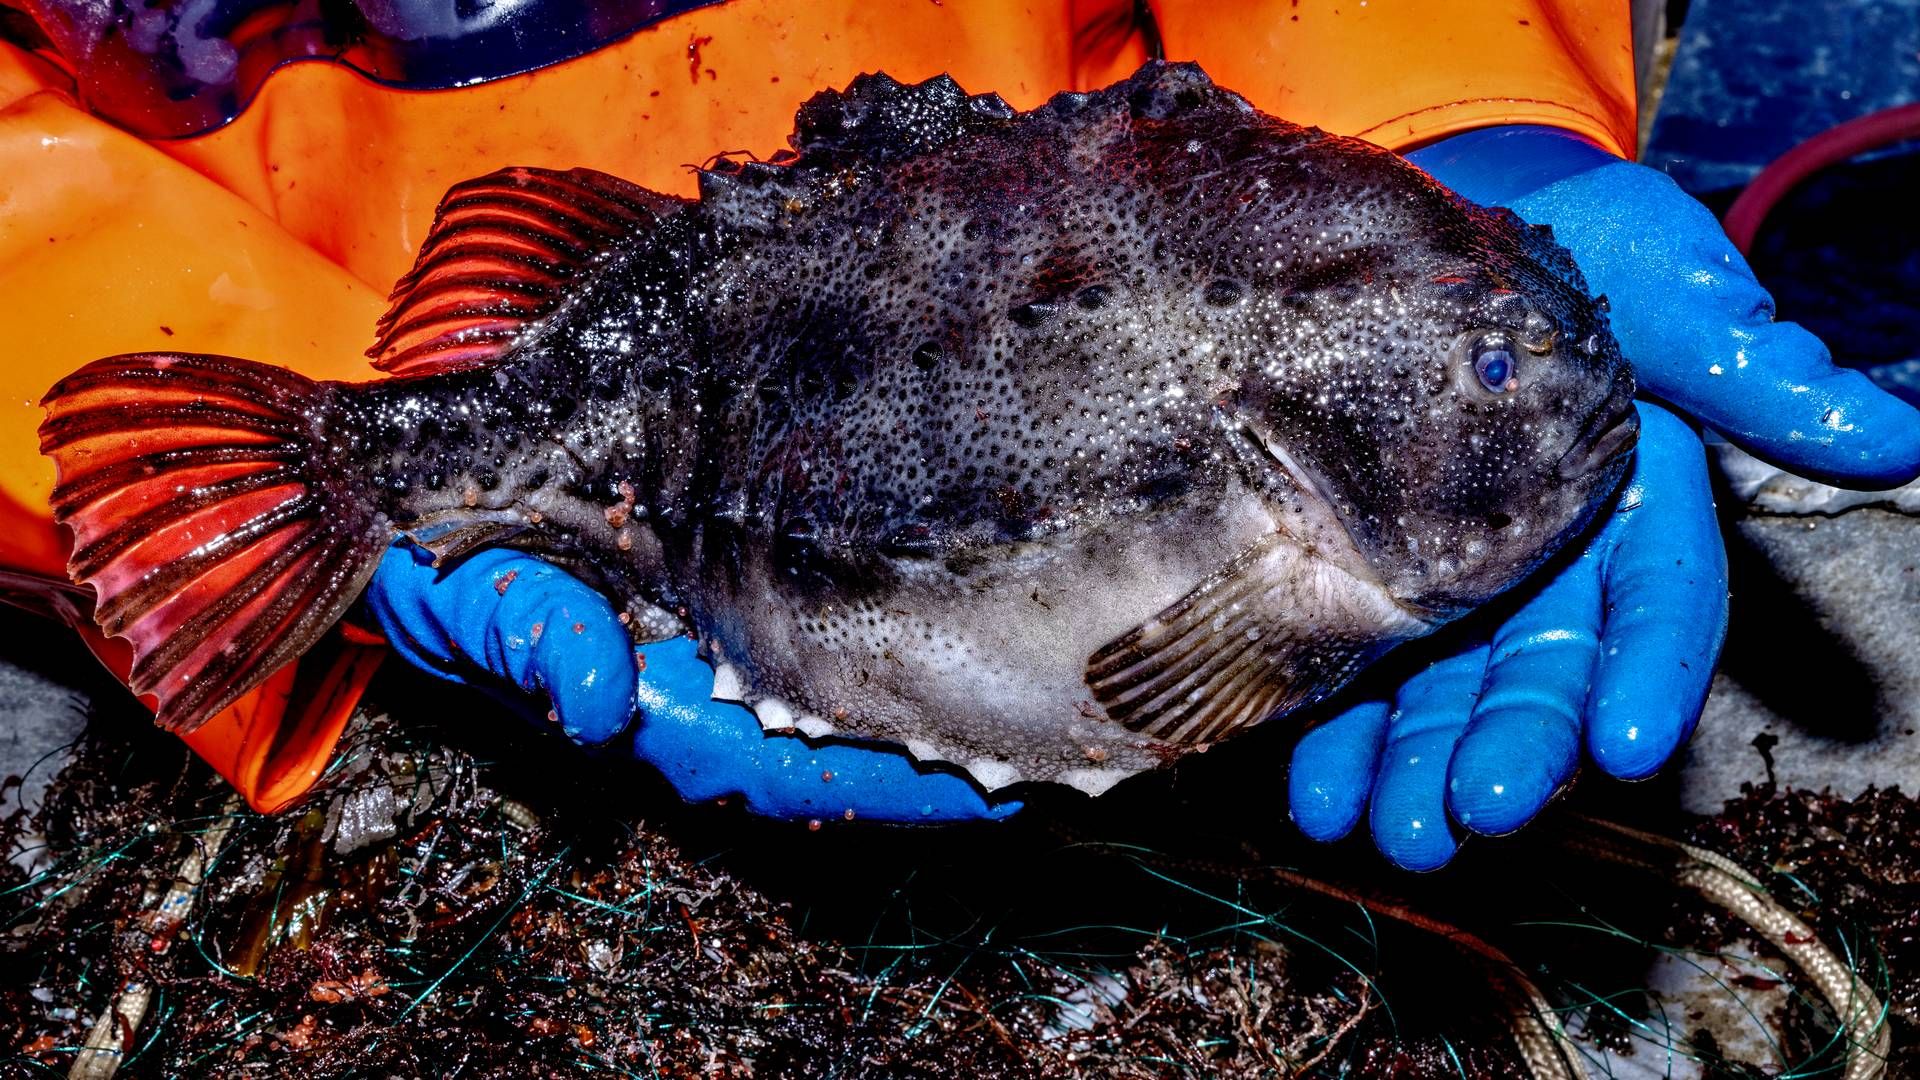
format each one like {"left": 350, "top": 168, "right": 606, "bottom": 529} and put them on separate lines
{"left": 1664, "top": 317, "right": 1920, "bottom": 489}
{"left": 1287, "top": 698, "right": 1390, "bottom": 842}
{"left": 367, "top": 545, "right": 638, "bottom": 745}
{"left": 1586, "top": 404, "right": 1727, "bottom": 779}
{"left": 501, "top": 560, "right": 639, "bottom": 745}
{"left": 629, "top": 638, "right": 1018, "bottom": 822}
{"left": 1368, "top": 645, "right": 1489, "bottom": 871}
{"left": 1446, "top": 565, "right": 1601, "bottom": 836}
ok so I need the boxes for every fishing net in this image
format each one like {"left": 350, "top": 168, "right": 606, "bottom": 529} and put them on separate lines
{"left": 0, "top": 649, "right": 1909, "bottom": 1079}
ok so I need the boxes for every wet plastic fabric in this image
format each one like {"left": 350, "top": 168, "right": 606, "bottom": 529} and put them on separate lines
{"left": 0, "top": 69, "right": 388, "bottom": 810}
{"left": 8, "top": 1, "right": 1637, "bottom": 154}
{"left": 10, "top": 0, "right": 1153, "bottom": 289}
{"left": 1151, "top": 0, "right": 1639, "bottom": 158}
{"left": 8, "top": 0, "right": 731, "bottom": 138}
{"left": 0, "top": 0, "right": 1636, "bottom": 812}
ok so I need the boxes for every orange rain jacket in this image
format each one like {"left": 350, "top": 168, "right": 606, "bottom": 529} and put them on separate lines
{"left": 0, "top": 0, "right": 1636, "bottom": 811}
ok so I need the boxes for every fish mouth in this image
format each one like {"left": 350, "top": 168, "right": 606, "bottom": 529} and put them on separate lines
{"left": 1557, "top": 376, "right": 1639, "bottom": 481}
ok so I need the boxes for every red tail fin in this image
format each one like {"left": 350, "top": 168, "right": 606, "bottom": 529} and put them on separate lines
{"left": 39, "top": 354, "right": 389, "bottom": 733}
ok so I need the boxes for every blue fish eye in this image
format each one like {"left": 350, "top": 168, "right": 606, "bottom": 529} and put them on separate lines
{"left": 1471, "top": 336, "right": 1517, "bottom": 393}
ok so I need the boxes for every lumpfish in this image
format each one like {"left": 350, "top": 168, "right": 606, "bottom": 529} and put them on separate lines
{"left": 40, "top": 63, "right": 1637, "bottom": 796}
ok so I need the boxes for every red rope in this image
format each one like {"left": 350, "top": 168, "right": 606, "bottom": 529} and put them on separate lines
{"left": 1722, "top": 102, "right": 1920, "bottom": 254}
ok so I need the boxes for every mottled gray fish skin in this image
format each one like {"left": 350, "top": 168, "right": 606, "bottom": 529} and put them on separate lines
{"left": 345, "top": 63, "right": 1637, "bottom": 794}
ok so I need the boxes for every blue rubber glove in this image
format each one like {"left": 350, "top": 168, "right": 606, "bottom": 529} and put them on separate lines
{"left": 364, "top": 542, "right": 1017, "bottom": 822}
{"left": 1289, "top": 404, "right": 1724, "bottom": 869}
{"left": 1284, "top": 127, "right": 1920, "bottom": 870}
{"left": 1410, "top": 126, "right": 1920, "bottom": 486}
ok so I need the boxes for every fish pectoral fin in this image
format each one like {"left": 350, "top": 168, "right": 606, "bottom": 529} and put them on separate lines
{"left": 368, "top": 166, "right": 688, "bottom": 377}
{"left": 1084, "top": 534, "right": 1418, "bottom": 746}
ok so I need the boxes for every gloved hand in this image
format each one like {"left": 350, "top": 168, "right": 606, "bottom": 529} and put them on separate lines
{"left": 1283, "top": 127, "right": 1920, "bottom": 870}
{"left": 1409, "top": 126, "right": 1920, "bottom": 486}
{"left": 364, "top": 543, "right": 1017, "bottom": 822}
{"left": 1289, "top": 403, "right": 1723, "bottom": 869}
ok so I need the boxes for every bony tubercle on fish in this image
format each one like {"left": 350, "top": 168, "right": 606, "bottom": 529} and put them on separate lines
{"left": 39, "top": 62, "right": 1637, "bottom": 798}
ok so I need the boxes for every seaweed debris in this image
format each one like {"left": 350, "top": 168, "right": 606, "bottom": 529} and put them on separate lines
{"left": 0, "top": 699, "right": 1391, "bottom": 1079}
{"left": 1673, "top": 783, "right": 1918, "bottom": 1077}
{"left": 1, "top": 670, "right": 1909, "bottom": 1079}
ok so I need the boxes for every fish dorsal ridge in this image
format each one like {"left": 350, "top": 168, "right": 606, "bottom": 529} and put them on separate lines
{"left": 695, "top": 62, "right": 1235, "bottom": 234}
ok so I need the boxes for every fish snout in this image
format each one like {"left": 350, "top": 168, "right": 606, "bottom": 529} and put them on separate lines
{"left": 1556, "top": 375, "right": 1639, "bottom": 481}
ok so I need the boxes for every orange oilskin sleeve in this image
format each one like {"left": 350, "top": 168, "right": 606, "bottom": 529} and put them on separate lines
{"left": 157, "top": 0, "right": 1150, "bottom": 291}
{"left": 0, "top": 53, "right": 388, "bottom": 811}
{"left": 1148, "top": 0, "right": 1638, "bottom": 157}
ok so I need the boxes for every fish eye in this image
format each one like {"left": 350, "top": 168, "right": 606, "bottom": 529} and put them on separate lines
{"left": 1470, "top": 334, "right": 1519, "bottom": 394}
